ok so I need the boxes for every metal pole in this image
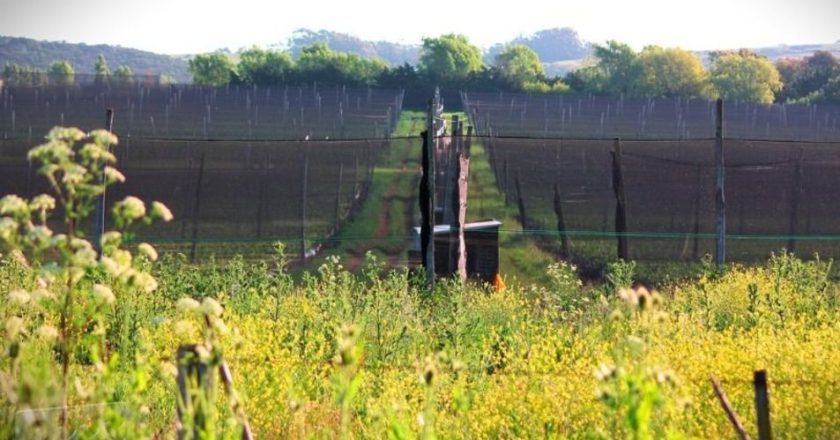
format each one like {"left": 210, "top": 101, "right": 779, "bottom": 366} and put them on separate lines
{"left": 93, "top": 108, "right": 114, "bottom": 255}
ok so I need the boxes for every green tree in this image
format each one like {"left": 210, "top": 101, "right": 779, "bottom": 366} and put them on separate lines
{"left": 820, "top": 75, "right": 840, "bottom": 103}
{"left": 709, "top": 50, "right": 782, "bottom": 104}
{"left": 591, "top": 40, "right": 641, "bottom": 95}
{"left": 2, "top": 64, "right": 45, "bottom": 87}
{"left": 113, "top": 65, "right": 134, "bottom": 85}
{"left": 188, "top": 52, "right": 236, "bottom": 86}
{"left": 494, "top": 44, "right": 545, "bottom": 87}
{"left": 775, "top": 58, "right": 803, "bottom": 102}
{"left": 786, "top": 51, "right": 840, "bottom": 101}
{"left": 418, "top": 34, "right": 483, "bottom": 82}
{"left": 637, "top": 46, "right": 709, "bottom": 98}
{"left": 48, "top": 60, "right": 75, "bottom": 86}
{"left": 295, "top": 42, "right": 386, "bottom": 85}
{"left": 94, "top": 54, "right": 110, "bottom": 77}
{"left": 237, "top": 47, "right": 294, "bottom": 85}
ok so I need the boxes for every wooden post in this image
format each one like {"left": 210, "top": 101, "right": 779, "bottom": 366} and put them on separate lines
{"left": 93, "top": 108, "right": 114, "bottom": 255}
{"left": 446, "top": 121, "right": 461, "bottom": 273}
{"left": 176, "top": 345, "right": 214, "bottom": 440}
{"left": 692, "top": 165, "right": 702, "bottom": 260}
{"left": 787, "top": 149, "right": 803, "bottom": 253}
{"left": 612, "top": 138, "right": 628, "bottom": 260}
{"left": 710, "top": 376, "right": 752, "bottom": 440}
{"left": 420, "top": 99, "right": 436, "bottom": 288}
{"left": 715, "top": 98, "right": 726, "bottom": 266}
{"left": 515, "top": 170, "right": 527, "bottom": 230}
{"left": 456, "top": 155, "right": 470, "bottom": 284}
{"left": 503, "top": 152, "right": 510, "bottom": 204}
{"left": 754, "top": 370, "right": 772, "bottom": 440}
{"left": 333, "top": 163, "right": 344, "bottom": 233}
{"left": 300, "top": 148, "right": 310, "bottom": 262}
{"left": 189, "top": 152, "right": 206, "bottom": 263}
{"left": 554, "top": 183, "right": 570, "bottom": 257}
{"left": 218, "top": 361, "right": 254, "bottom": 440}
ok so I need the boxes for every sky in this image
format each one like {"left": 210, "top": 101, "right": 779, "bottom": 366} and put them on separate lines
{"left": 1, "top": 0, "right": 839, "bottom": 55}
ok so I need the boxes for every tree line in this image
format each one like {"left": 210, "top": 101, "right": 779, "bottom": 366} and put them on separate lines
{"left": 2, "top": 55, "right": 174, "bottom": 87}
{"left": 189, "top": 35, "right": 840, "bottom": 105}
{"left": 4, "top": 34, "right": 838, "bottom": 106}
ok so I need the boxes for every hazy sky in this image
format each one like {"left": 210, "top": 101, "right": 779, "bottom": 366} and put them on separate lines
{"left": 1, "top": 0, "right": 839, "bottom": 55}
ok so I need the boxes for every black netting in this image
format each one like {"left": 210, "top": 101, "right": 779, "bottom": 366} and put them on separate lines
{"left": 0, "top": 137, "right": 392, "bottom": 261}
{"left": 484, "top": 136, "right": 840, "bottom": 264}
{"left": 463, "top": 91, "right": 840, "bottom": 141}
{"left": 0, "top": 84, "right": 403, "bottom": 141}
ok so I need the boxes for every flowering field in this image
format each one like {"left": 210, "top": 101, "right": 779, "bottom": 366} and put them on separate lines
{"left": 1, "top": 128, "right": 839, "bottom": 439}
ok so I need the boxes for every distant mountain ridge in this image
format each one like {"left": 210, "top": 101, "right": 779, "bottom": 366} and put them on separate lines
{"left": 280, "top": 29, "right": 420, "bottom": 66}
{"left": 0, "top": 35, "right": 191, "bottom": 82}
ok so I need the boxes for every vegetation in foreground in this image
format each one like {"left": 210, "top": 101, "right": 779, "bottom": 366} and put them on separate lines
{"left": 1, "top": 126, "right": 840, "bottom": 439}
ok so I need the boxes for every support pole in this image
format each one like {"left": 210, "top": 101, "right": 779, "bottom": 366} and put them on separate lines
{"left": 189, "top": 152, "right": 206, "bottom": 262}
{"left": 456, "top": 154, "right": 470, "bottom": 284}
{"left": 93, "top": 108, "right": 114, "bottom": 255}
{"left": 612, "top": 138, "right": 628, "bottom": 260}
{"left": 300, "top": 148, "right": 309, "bottom": 262}
{"left": 554, "top": 183, "right": 570, "bottom": 257}
{"left": 419, "top": 99, "right": 436, "bottom": 288}
{"left": 787, "top": 149, "right": 803, "bottom": 253}
{"left": 754, "top": 370, "right": 772, "bottom": 440}
{"left": 715, "top": 98, "right": 726, "bottom": 266}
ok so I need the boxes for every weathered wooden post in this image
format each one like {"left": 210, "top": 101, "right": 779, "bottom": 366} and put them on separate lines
{"left": 419, "top": 99, "right": 436, "bottom": 288}
{"left": 715, "top": 98, "right": 726, "bottom": 266}
{"left": 710, "top": 376, "right": 752, "bottom": 440}
{"left": 754, "top": 370, "right": 772, "bottom": 440}
{"left": 612, "top": 138, "right": 628, "bottom": 260}
{"left": 176, "top": 345, "right": 213, "bottom": 440}
{"left": 456, "top": 154, "right": 470, "bottom": 284}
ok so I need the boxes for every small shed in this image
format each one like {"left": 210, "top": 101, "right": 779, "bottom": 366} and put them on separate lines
{"left": 409, "top": 219, "right": 501, "bottom": 283}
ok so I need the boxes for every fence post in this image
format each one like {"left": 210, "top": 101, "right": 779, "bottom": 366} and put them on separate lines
{"left": 189, "top": 152, "right": 206, "bottom": 263}
{"left": 333, "top": 163, "right": 344, "bottom": 233}
{"left": 300, "top": 148, "right": 310, "bottom": 262}
{"left": 754, "top": 370, "right": 772, "bottom": 440}
{"left": 553, "top": 183, "right": 570, "bottom": 257}
{"left": 93, "top": 108, "right": 114, "bottom": 255}
{"left": 787, "top": 148, "right": 803, "bottom": 252}
{"left": 710, "top": 376, "right": 752, "bottom": 440}
{"left": 692, "top": 164, "right": 702, "bottom": 260}
{"left": 515, "top": 170, "right": 527, "bottom": 231}
{"left": 176, "top": 345, "right": 214, "bottom": 440}
{"left": 456, "top": 154, "right": 470, "bottom": 284}
{"left": 256, "top": 152, "right": 268, "bottom": 239}
{"left": 612, "top": 138, "right": 628, "bottom": 260}
{"left": 420, "top": 99, "right": 436, "bottom": 288}
{"left": 715, "top": 98, "right": 726, "bottom": 266}
{"left": 503, "top": 152, "right": 510, "bottom": 204}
